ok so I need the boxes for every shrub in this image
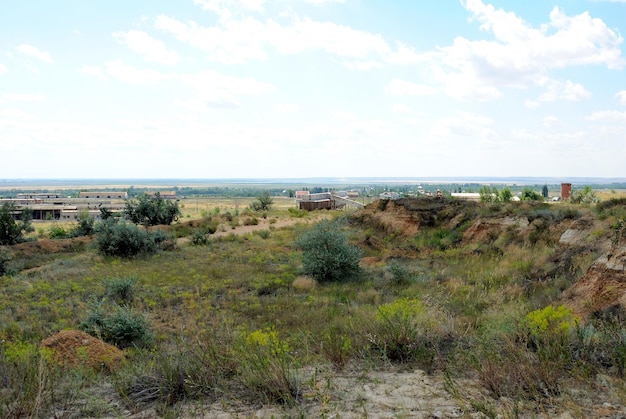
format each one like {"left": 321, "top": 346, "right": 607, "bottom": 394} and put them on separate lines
{"left": 287, "top": 208, "right": 307, "bottom": 218}
{"left": 48, "top": 225, "right": 69, "bottom": 239}
{"left": 235, "top": 328, "right": 300, "bottom": 405}
{"left": 106, "top": 276, "right": 136, "bottom": 303}
{"left": 368, "top": 298, "right": 432, "bottom": 364}
{"left": 295, "top": 220, "right": 362, "bottom": 283}
{"left": 190, "top": 230, "right": 210, "bottom": 246}
{"left": 387, "top": 260, "right": 412, "bottom": 285}
{"left": 71, "top": 210, "right": 95, "bottom": 237}
{"left": 253, "top": 229, "right": 271, "bottom": 239}
{"left": 243, "top": 217, "right": 258, "bottom": 226}
{"left": 321, "top": 326, "right": 352, "bottom": 371}
{"left": 0, "top": 248, "right": 11, "bottom": 276}
{"left": 80, "top": 302, "right": 153, "bottom": 349}
{"left": 249, "top": 191, "right": 273, "bottom": 212}
{"left": 94, "top": 219, "right": 161, "bottom": 258}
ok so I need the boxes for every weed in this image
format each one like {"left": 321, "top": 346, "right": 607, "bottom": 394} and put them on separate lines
{"left": 106, "top": 276, "right": 136, "bottom": 303}
{"left": 253, "top": 229, "right": 271, "bottom": 239}
{"left": 235, "top": 327, "right": 301, "bottom": 405}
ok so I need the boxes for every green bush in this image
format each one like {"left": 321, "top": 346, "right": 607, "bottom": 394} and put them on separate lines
{"left": 71, "top": 210, "right": 95, "bottom": 237}
{"left": 249, "top": 191, "right": 273, "bottom": 212}
{"left": 94, "top": 219, "right": 161, "bottom": 258}
{"left": 295, "top": 219, "right": 362, "bottom": 283}
{"left": 387, "top": 260, "right": 412, "bottom": 285}
{"left": 48, "top": 225, "right": 69, "bottom": 239}
{"left": 190, "top": 229, "right": 210, "bottom": 246}
{"left": 80, "top": 302, "right": 153, "bottom": 349}
{"left": 106, "top": 276, "right": 136, "bottom": 303}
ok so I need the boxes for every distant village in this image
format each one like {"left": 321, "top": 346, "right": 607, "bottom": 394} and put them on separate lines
{"left": 0, "top": 183, "right": 574, "bottom": 221}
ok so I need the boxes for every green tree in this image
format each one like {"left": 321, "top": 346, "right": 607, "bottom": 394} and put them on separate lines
{"left": 542, "top": 184, "right": 549, "bottom": 199}
{"left": 99, "top": 207, "right": 115, "bottom": 220}
{"left": 124, "top": 192, "right": 181, "bottom": 226}
{"left": 295, "top": 219, "right": 362, "bottom": 283}
{"left": 521, "top": 188, "right": 543, "bottom": 201}
{"left": 570, "top": 186, "right": 600, "bottom": 204}
{"left": 479, "top": 186, "right": 495, "bottom": 203}
{"left": 0, "top": 202, "right": 33, "bottom": 245}
{"left": 250, "top": 191, "right": 274, "bottom": 211}
{"left": 500, "top": 187, "right": 513, "bottom": 202}
{"left": 71, "top": 209, "right": 95, "bottom": 237}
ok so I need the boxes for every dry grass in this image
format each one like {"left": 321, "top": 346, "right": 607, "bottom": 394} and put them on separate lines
{"left": 2, "top": 197, "right": 626, "bottom": 417}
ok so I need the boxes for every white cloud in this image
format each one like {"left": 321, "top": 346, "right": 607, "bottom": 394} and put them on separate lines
{"left": 105, "top": 61, "right": 173, "bottom": 84}
{"left": 543, "top": 116, "right": 561, "bottom": 128}
{"left": 176, "top": 70, "right": 274, "bottom": 111}
{"left": 616, "top": 90, "right": 626, "bottom": 105}
{"left": 193, "top": 0, "right": 268, "bottom": 20}
{"left": 179, "top": 70, "right": 274, "bottom": 94}
{"left": 175, "top": 95, "right": 241, "bottom": 110}
{"left": 343, "top": 60, "right": 383, "bottom": 70}
{"left": 538, "top": 80, "right": 590, "bottom": 103}
{"left": 79, "top": 65, "right": 107, "bottom": 80}
{"left": 426, "top": 0, "right": 624, "bottom": 101}
{"left": 15, "top": 44, "right": 53, "bottom": 63}
{"left": 113, "top": 30, "right": 180, "bottom": 65}
{"left": 587, "top": 110, "right": 626, "bottom": 121}
{"left": 155, "top": 11, "right": 415, "bottom": 66}
{"left": 392, "top": 104, "right": 412, "bottom": 114}
{"left": 430, "top": 111, "right": 494, "bottom": 139}
{"left": 0, "top": 93, "right": 45, "bottom": 104}
{"left": 524, "top": 100, "right": 540, "bottom": 109}
{"left": 386, "top": 79, "right": 436, "bottom": 96}
{"left": 274, "top": 103, "right": 300, "bottom": 113}
{"left": 0, "top": 63, "right": 7, "bottom": 74}
{"left": 305, "top": 0, "right": 346, "bottom": 4}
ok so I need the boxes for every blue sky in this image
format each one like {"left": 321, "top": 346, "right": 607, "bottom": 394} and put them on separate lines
{"left": 1, "top": 0, "right": 625, "bottom": 179}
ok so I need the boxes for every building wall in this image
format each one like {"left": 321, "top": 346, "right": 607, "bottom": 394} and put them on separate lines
{"left": 561, "top": 183, "right": 572, "bottom": 200}
{"left": 299, "top": 199, "right": 334, "bottom": 211}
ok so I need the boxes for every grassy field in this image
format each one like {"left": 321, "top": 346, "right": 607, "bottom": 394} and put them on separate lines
{"left": 2, "top": 196, "right": 626, "bottom": 417}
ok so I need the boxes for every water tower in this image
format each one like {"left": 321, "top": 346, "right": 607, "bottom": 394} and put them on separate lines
{"left": 561, "top": 183, "right": 572, "bottom": 200}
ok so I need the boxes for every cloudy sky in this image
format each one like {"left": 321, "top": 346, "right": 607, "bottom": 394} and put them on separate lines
{"left": 1, "top": 0, "right": 625, "bottom": 179}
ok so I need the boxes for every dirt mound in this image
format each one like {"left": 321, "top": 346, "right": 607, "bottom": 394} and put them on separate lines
{"left": 352, "top": 197, "right": 478, "bottom": 236}
{"left": 561, "top": 245, "right": 626, "bottom": 320}
{"left": 462, "top": 216, "right": 529, "bottom": 244}
{"left": 42, "top": 329, "right": 125, "bottom": 372}
{"left": 10, "top": 236, "right": 91, "bottom": 257}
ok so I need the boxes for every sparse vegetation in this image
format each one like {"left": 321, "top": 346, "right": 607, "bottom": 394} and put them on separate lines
{"left": 2, "top": 191, "right": 626, "bottom": 417}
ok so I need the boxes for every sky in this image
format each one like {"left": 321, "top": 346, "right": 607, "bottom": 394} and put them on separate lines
{"left": 0, "top": 0, "right": 625, "bottom": 179}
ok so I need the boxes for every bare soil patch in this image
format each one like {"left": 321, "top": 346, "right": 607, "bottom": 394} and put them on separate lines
{"left": 41, "top": 329, "right": 124, "bottom": 372}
